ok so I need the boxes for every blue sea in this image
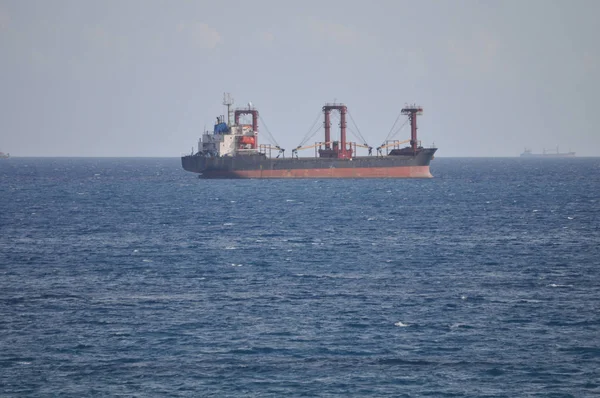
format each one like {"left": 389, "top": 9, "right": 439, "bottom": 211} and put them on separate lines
{"left": 1, "top": 157, "right": 599, "bottom": 397}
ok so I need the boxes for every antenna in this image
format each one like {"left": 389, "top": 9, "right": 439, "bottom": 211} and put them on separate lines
{"left": 223, "top": 93, "right": 234, "bottom": 126}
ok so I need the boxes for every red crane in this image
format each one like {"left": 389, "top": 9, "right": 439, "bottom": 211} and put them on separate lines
{"left": 401, "top": 105, "right": 423, "bottom": 152}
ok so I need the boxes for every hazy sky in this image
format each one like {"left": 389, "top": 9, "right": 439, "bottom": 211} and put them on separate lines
{"left": 1, "top": 0, "right": 598, "bottom": 157}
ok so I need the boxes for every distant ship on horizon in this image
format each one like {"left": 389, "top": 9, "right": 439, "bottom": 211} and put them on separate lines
{"left": 0, "top": 151, "right": 9, "bottom": 159}
{"left": 520, "top": 147, "right": 575, "bottom": 158}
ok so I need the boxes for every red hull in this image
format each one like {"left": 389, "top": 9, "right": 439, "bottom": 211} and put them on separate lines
{"left": 203, "top": 166, "right": 433, "bottom": 179}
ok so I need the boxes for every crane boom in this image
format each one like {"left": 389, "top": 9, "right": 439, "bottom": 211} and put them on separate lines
{"left": 292, "top": 142, "right": 332, "bottom": 153}
{"left": 376, "top": 139, "right": 411, "bottom": 151}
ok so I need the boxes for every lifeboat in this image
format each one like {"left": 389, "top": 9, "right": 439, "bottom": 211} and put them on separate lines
{"left": 239, "top": 136, "right": 255, "bottom": 145}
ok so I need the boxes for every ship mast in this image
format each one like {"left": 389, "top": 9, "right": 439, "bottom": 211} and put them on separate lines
{"left": 322, "top": 103, "right": 350, "bottom": 159}
{"left": 401, "top": 105, "right": 424, "bottom": 152}
{"left": 223, "top": 93, "right": 234, "bottom": 126}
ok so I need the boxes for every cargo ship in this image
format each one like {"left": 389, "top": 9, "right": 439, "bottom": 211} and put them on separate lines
{"left": 181, "top": 94, "right": 437, "bottom": 178}
{"left": 520, "top": 147, "right": 576, "bottom": 158}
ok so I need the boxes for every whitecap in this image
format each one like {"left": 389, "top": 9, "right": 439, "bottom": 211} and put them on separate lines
{"left": 142, "top": 259, "right": 152, "bottom": 262}
{"left": 548, "top": 283, "right": 573, "bottom": 288}
{"left": 225, "top": 246, "right": 236, "bottom": 250}
{"left": 231, "top": 263, "right": 242, "bottom": 267}
{"left": 223, "top": 223, "right": 234, "bottom": 226}
{"left": 394, "top": 321, "right": 408, "bottom": 327}
{"left": 567, "top": 216, "right": 574, "bottom": 220}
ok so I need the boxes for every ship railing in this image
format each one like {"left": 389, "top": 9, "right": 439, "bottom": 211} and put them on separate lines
{"left": 259, "top": 144, "right": 285, "bottom": 158}
{"left": 236, "top": 149, "right": 260, "bottom": 153}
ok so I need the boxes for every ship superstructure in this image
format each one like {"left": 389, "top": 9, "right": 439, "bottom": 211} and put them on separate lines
{"left": 195, "top": 93, "right": 262, "bottom": 158}
{"left": 182, "top": 94, "right": 437, "bottom": 178}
